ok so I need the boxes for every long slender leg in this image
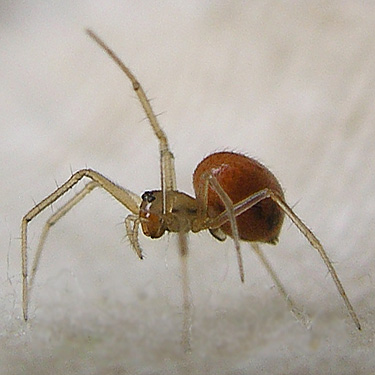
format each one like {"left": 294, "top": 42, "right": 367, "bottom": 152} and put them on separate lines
{"left": 196, "top": 173, "right": 244, "bottom": 283}
{"left": 207, "top": 188, "right": 361, "bottom": 330}
{"left": 86, "top": 30, "right": 177, "bottom": 215}
{"left": 22, "top": 168, "right": 141, "bottom": 321}
{"left": 251, "top": 243, "right": 311, "bottom": 328}
{"left": 269, "top": 192, "right": 361, "bottom": 330}
{"left": 207, "top": 189, "right": 268, "bottom": 229}
{"left": 178, "top": 231, "right": 192, "bottom": 352}
{"left": 29, "top": 181, "right": 98, "bottom": 294}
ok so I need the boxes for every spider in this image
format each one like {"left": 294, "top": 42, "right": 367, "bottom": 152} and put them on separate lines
{"left": 21, "top": 30, "right": 360, "bottom": 349}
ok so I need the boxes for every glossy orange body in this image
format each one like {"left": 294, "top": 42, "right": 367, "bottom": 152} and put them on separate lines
{"left": 193, "top": 152, "right": 284, "bottom": 244}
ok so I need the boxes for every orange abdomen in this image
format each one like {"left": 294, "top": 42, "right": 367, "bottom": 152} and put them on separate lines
{"left": 193, "top": 152, "right": 284, "bottom": 244}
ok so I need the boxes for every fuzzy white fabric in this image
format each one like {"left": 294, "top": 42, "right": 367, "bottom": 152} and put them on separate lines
{"left": 1, "top": 1, "right": 375, "bottom": 374}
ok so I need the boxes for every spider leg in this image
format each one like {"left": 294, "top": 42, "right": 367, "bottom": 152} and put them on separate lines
{"left": 208, "top": 187, "right": 361, "bottom": 330}
{"left": 251, "top": 243, "right": 311, "bottom": 328}
{"left": 86, "top": 30, "right": 176, "bottom": 215}
{"left": 207, "top": 189, "right": 268, "bottom": 229}
{"left": 29, "top": 181, "right": 98, "bottom": 295}
{"left": 177, "top": 230, "right": 192, "bottom": 353}
{"left": 22, "top": 168, "right": 141, "bottom": 321}
{"left": 195, "top": 172, "right": 245, "bottom": 283}
{"left": 269, "top": 191, "right": 361, "bottom": 330}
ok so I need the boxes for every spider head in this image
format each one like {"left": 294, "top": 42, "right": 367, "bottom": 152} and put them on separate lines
{"left": 139, "top": 190, "right": 166, "bottom": 238}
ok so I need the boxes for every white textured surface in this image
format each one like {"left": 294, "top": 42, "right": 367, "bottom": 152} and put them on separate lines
{"left": 1, "top": 1, "right": 375, "bottom": 374}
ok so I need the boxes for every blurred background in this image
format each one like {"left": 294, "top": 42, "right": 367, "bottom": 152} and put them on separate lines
{"left": 1, "top": 1, "right": 375, "bottom": 374}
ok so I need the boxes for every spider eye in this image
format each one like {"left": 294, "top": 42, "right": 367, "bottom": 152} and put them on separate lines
{"left": 141, "top": 191, "right": 156, "bottom": 203}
